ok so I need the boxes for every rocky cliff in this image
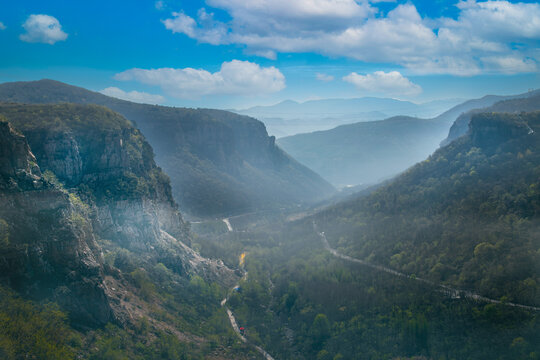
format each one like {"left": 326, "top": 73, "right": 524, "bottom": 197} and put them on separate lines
{"left": 0, "top": 104, "right": 236, "bottom": 326}
{"left": 0, "top": 104, "right": 187, "bottom": 247}
{"left": 0, "top": 120, "right": 115, "bottom": 327}
{"left": 442, "top": 90, "right": 540, "bottom": 146}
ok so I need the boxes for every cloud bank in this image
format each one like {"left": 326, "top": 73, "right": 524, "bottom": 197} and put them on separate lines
{"left": 343, "top": 71, "right": 422, "bottom": 96}
{"left": 100, "top": 87, "right": 166, "bottom": 104}
{"left": 20, "top": 14, "right": 67, "bottom": 44}
{"left": 114, "top": 60, "right": 285, "bottom": 99}
{"left": 164, "top": 0, "right": 540, "bottom": 75}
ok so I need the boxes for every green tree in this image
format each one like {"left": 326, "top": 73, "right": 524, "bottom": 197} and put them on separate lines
{"left": 311, "top": 314, "right": 331, "bottom": 349}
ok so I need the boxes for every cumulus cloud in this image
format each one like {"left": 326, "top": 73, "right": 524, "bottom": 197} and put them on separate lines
{"left": 316, "top": 73, "right": 335, "bottom": 82}
{"left": 114, "top": 60, "right": 285, "bottom": 99}
{"left": 0, "top": 22, "right": 6, "bottom": 30}
{"left": 99, "top": 87, "right": 166, "bottom": 104}
{"left": 164, "top": 0, "right": 540, "bottom": 75}
{"left": 343, "top": 71, "right": 422, "bottom": 96}
{"left": 20, "top": 14, "right": 67, "bottom": 44}
{"left": 163, "top": 9, "right": 228, "bottom": 45}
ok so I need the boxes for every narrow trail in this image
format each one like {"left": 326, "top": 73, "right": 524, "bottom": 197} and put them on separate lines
{"left": 314, "top": 222, "right": 540, "bottom": 312}
{"left": 221, "top": 266, "right": 276, "bottom": 359}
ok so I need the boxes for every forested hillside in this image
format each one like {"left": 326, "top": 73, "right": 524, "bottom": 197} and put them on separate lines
{"left": 316, "top": 111, "right": 540, "bottom": 306}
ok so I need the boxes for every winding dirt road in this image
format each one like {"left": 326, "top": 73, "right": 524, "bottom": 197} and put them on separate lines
{"left": 221, "top": 267, "right": 276, "bottom": 359}
{"left": 314, "top": 222, "right": 540, "bottom": 312}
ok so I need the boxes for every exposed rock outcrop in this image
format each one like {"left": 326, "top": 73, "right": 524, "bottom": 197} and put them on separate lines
{"left": 0, "top": 104, "right": 235, "bottom": 287}
{"left": 0, "top": 120, "right": 116, "bottom": 327}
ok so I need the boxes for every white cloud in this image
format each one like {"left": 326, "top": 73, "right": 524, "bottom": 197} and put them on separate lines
{"left": 207, "top": 0, "right": 373, "bottom": 31}
{"left": 19, "top": 14, "right": 67, "bottom": 44}
{"left": 114, "top": 60, "right": 285, "bottom": 99}
{"left": 452, "top": 0, "right": 540, "bottom": 40}
{"left": 343, "top": 71, "right": 422, "bottom": 96}
{"left": 0, "top": 22, "right": 6, "bottom": 30}
{"left": 316, "top": 73, "right": 335, "bottom": 82}
{"left": 164, "top": 1, "right": 540, "bottom": 75}
{"left": 99, "top": 87, "right": 166, "bottom": 104}
{"left": 163, "top": 9, "right": 228, "bottom": 45}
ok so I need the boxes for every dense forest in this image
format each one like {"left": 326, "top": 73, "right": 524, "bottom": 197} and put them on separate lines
{"left": 316, "top": 112, "right": 540, "bottom": 307}
{"left": 192, "top": 112, "right": 540, "bottom": 359}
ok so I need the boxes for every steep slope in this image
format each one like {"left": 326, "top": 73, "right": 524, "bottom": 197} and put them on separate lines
{"left": 0, "top": 79, "right": 335, "bottom": 216}
{"left": 0, "top": 103, "right": 234, "bottom": 280}
{"left": 278, "top": 90, "right": 538, "bottom": 188}
{"left": 314, "top": 111, "right": 540, "bottom": 306}
{"left": 443, "top": 90, "right": 540, "bottom": 145}
{"left": 0, "top": 120, "right": 116, "bottom": 327}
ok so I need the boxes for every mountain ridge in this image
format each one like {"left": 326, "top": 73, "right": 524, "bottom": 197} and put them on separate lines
{"left": 278, "top": 89, "right": 539, "bottom": 187}
{"left": 0, "top": 79, "right": 335, "bottom": 217}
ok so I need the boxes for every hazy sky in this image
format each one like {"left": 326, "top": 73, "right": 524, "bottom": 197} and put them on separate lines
{"left": 1, "top": 0, "right": 540, "bottom": 108}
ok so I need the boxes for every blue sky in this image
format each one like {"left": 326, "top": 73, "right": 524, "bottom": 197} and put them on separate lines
{"left": 1, "top": 0, "right": 540, "bottom": 108}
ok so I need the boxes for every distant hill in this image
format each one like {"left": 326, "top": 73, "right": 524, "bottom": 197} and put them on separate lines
{"left": 442, "top": 90, "right": 540, "bottom": 146}
{"left": 234, "top": 97, "right": 465, "bottom": 137}
{"left": 314, "top": 111, "right": 540, "bottom": 307}
{"left": 0, "top": 79, "right": 335, "bottom": 217}
{"left": 278, "top": 90, "right": 537, "bottom": 188}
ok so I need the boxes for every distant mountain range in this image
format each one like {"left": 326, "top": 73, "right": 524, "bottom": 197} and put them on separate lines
{"left": 278, "top": 90, "right": 538, "bottom": 188}
{"left": 233, "top": 97, "right": 465, "bottom": 137}
{"left": 0, "top": 79, "right": 335, "bottom": 217}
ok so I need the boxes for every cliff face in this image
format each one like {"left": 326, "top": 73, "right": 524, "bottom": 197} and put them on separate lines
{"left": 0, "top": 80, "right": 336, "bottom": 216}
{"left": 0, "top": 104, "right": 236, "bottom": 326}
{"left": 0, "top": 121, "right": 115, "bottom": 327}
{"left": 442, "top": 91, "right": 540, "bottom": 146}
{"left": 469, "top": 112, "right": 534, "bottom": 150}
{"left": 0, "top": 104, "right": 187, "bottom": 248}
